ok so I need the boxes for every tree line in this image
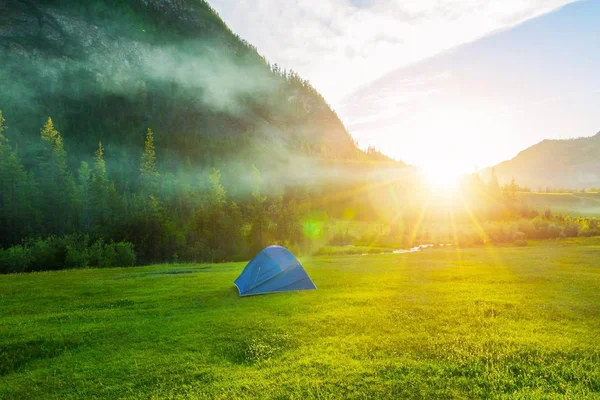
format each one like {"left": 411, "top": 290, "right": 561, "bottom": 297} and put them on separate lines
{"left": 4, "top": 109, "right": 600, "bottom": 273}
{"left": 0, "top": 111, "right": 316, "bottom": 273}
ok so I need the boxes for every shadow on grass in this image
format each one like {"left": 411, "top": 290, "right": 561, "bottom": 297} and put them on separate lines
{"left": 0, "top": 338, "right": 82, "bottom": 376}
{"left": 113, "top": 266, "right": 213, "bottom": 279}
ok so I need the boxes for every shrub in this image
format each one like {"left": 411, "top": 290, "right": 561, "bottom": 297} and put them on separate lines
{"left": 353, "top": 232, "right": 378, "bottom": 247}
{"left": 328, "top": 231, "right": 355, "bottom": 246}
{"left": 517, "top": 220, "right": 536, "bottom": 239}
{"left": 0, "top": 236, "right": 136, "bottom": 274}
{"left": 513, "top": 239, "right": 528, "bottom": 247}
{"left": 64, "top": 235, "right": 92, "bottom": 269}
{"left": 100, "top": 241, "right": 116, "bottom": 268}
{"left": 512, "top": 231, "right": 526, "bottom": 241}
{"left": 88, "top": 239, "right": 105, "bottom": 267}
{"left": 110, "top": 242, "right": 136, "bottom": 267}
{"left": 0, "top": 245, "right": 33, "bottom": 274}
{"left": 487, "top": 225, "right": 510, "bottom": 243}
{"left": 579, "top": 226, "right": 600, "bottom": 237}
{"left": 547, "top": 224, "right": 561, "bottom": 238}
{"left": 564, "top": 223, "right": 579, "bottom": 237}
{"left": 88, "top": 239, "right": 137, "bottom": 268}
{"left": 26, "top": 237, "right": 66, "bottom": 271}
{"left": 533, "top": 218, "right": 549, "bottom": 237}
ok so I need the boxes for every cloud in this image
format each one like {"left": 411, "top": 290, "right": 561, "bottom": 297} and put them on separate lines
{"left": 207, "top": 0, "right": 592, "bottom": 173}
{"left": 209, "top": 0, "right": 575, "bottom": 103}
{"left": 335, "top": 0, "right": 600, "bottom": 172}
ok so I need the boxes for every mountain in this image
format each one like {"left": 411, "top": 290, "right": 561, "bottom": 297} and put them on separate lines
{"left": 484, "top": 132, "right": 600, "bottom": 189}
{"left": 339, "top": 0, "right": 600, "bottom": 171}
{"left": 0, "top": 0, "right": 412, "bottom": 265}
{"left": 0, "top": 0, "right": 377, "bottom": 189}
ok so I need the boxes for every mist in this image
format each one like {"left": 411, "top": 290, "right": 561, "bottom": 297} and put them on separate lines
{"left": 0, "top": 0, "right": 410, "bottom": 206}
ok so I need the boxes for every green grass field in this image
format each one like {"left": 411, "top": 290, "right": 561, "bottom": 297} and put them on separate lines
{"left": 2, "top": 239, "right": 600, "bottom": 399}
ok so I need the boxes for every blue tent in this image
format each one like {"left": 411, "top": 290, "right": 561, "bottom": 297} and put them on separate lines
{"left": 234, "top": 246, "right": 316, "bottom": 296}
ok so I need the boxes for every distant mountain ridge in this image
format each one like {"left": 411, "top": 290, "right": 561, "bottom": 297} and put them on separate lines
{"left": 484, "top": 132, "right": 600, "bottom": 189}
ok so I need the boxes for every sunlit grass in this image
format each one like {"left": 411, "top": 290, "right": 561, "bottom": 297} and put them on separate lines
{"left": 1, "top": 238, "right": 600, "bottom": 398}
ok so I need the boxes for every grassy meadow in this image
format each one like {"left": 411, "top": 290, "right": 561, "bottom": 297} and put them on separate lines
{"left": 1, "top": 238, "right": 600, "bottom": 399}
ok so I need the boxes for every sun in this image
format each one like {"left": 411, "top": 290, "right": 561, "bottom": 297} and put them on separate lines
{"left": 422, "top": 165, "right": 462, "bottom": 189}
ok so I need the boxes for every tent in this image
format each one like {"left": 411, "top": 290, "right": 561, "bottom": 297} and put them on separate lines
{"left": 234, "top": 246, "right": 316, "bottom": 296}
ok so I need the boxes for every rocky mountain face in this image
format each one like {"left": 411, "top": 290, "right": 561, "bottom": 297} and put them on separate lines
{"left": 0, "top": 0, "right": 364, "bottom": 181}
{"left": 484, "top": 133, "right": 600, "bottom": 189}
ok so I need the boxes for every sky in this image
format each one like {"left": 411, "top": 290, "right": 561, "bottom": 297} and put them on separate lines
{"left": 210, "top": 0, "right": 600, "bottom": 173}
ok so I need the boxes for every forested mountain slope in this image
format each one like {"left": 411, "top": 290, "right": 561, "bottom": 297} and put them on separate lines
{"left": 0, "top": 0, "right": 410, "bottom": 269}
{"left": 0, "top": 0, "right": 371, "bottom": 182}
{"left": 484, "top": 133, "right": 600, "bottom": 190}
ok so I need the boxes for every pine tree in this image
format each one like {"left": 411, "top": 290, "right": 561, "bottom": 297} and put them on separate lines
{"left": 0, "top": 152, "right": 29, "bottom": 244}
{"left": 38, "top": 118, "right": 75, "bottom": 234}
{"left": 208, "top": 168, "right": 226, "bottom": 209}
{"left": 248, "top": 164, "right": 268, "bottom": 255}
{"left": 0, "top": 110, "right": 7, "bottom": 151}
{"left": 206, "top": 168, "right": 227, "bottom": 258}
{"left": 130, "top": 129, "right": 168, "bottom": 261}
{"left": 90, "top": 141, "right": 110, "bottom": 231}
{"left": 41, "top": 118, "right": 64, "bottom": 155}
{"left": 226, "top": 201, "right": 243, "bottom": 255}
{"left": 509, "top": 177, "right": 517, "bottom": 198}
{"left": 140, "top": 128, "right": 159, "bottom": 195}
{"left": 267, "top": 195, "right": 284, "bottom": 242}
{"left": 283, "top": 198, "right": 303, "bottom": 245}
{"left": 94, "top": 141, "right": 107, "bottom": 179}
{"left": 488, "top": 168, "right": 501, "bottom": 195}
{"left": 76, "top": 161, "right": 92, "bottom": 232}
{"left": 0, "top": 111, "right": 33, "bottom": 245}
